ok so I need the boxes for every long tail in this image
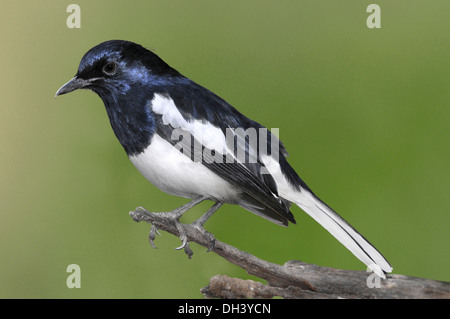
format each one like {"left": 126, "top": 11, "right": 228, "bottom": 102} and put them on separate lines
{"left": 293, "top": 190, "right": 392, "bottom": 278}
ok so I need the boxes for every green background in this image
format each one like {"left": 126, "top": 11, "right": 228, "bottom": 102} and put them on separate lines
{"left": 1, "top": 1, "right": 448, "bottom": 298}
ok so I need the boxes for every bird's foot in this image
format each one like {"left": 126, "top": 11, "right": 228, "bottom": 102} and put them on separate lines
{"left": 145, "top": 212, "right": 216, "bottom": 257}
{"left": 169, "top": 212, "right": 216, "bottom": 257}
{"left": 140, "top": 208, "right": 194, "bottom": 258}
{"left": 132, "top": 199, "right": 222, "bottom": 258}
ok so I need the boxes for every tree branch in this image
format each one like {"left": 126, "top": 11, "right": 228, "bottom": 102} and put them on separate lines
{"left": 129, "top": 208, "right": 449, "bottom": 299}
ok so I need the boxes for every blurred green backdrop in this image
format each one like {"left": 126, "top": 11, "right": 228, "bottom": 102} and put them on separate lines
{"left": 0, "top": 1, "right": 448, "bottom": 298}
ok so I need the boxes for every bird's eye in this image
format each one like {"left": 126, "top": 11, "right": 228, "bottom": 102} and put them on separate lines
{"left": 102, "top": 61, "right": 117, "bottom": 76}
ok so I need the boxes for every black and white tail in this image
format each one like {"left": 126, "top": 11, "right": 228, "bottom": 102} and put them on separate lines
{"left": 293, "top": 189, "right": 392, "bottom": 278}
{"left": 260, "top": 154, "right": 392, "bottom": 277}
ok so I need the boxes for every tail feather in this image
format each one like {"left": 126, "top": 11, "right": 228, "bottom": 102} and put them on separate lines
{"left": 293, "top": 190, "right": 392, "bottom": 277}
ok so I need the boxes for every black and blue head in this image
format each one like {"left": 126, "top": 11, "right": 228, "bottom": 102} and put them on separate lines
{"left": 56, "top": 40, "right": 180, "bottom": 155}
{"left": 55, "top": 40, "right": 180, "bottom": 100}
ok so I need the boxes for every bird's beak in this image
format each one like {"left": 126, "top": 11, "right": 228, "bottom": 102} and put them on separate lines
{"left": 55, "top": 76, "right": 91, "bottom": 97}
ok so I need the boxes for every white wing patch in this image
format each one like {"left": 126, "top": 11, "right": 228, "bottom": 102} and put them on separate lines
{"left": 150, "top": 93, "right": 229, "bottom": 154}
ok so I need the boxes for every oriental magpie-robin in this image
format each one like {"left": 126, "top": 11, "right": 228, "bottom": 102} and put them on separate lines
{"left": 56, "top": 40, "right": 392, "bottom": 277}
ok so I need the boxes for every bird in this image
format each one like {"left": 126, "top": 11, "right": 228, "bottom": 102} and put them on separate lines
{"left": 56, "top": 40, "right": 392, "bottom": 277}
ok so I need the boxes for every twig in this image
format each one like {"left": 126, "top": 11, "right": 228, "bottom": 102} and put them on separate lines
{"left": 129, "top": 208, "right": 450, "bottom": 299}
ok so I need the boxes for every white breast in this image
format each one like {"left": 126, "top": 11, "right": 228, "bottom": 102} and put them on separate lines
{"left": 129, "top": 134, "right": 239, "bottom": 201}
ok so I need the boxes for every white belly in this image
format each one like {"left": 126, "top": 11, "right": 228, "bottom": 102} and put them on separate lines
{"left": 129, "top": 134, "right": 239, "bottom": 201}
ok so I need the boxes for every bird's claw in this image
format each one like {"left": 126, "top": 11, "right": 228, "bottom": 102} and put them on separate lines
{"left": 172, "top": 222, "right": 215, "bottom": 256}
{"left": 174, "top": 234, "right": 188, "bottom": 250}
{"left": 146, "top": 221, "right": 214, "bottom": 257}
{"left": 172, "top": 227, "right": 195, "bottom": 258}
{"left": 206, "top": 238, "right": 216, "bottom": 252}
{"left": 192, "top": 222, "right": 216, "bottom": 252}
{"left": 183, "top": 242, "right": 194, "bottom": 259}
{"left": 173, "top": 222, "right": 195, "bottom": 257}
{"left": 148, "top": 224, "right": 160, "bottom": 249}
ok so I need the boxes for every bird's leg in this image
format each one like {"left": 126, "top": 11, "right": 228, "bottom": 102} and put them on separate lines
{"left": 159, "top": 196, "right": 207, "bottom": 220}
{"left": 191, "top": 202, "right": 223, "bottom": 252}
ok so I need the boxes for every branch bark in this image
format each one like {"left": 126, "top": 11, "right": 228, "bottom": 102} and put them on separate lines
{"left": 129, "top": 208, "right": 449, "bottom": 299}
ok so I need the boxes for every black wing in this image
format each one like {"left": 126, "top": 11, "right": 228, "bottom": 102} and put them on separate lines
{"left": 151, "top": 79, "right": 305, "bottom": 225}
{"left": 155, "top": 120, "right": 295, "bottom": 226}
